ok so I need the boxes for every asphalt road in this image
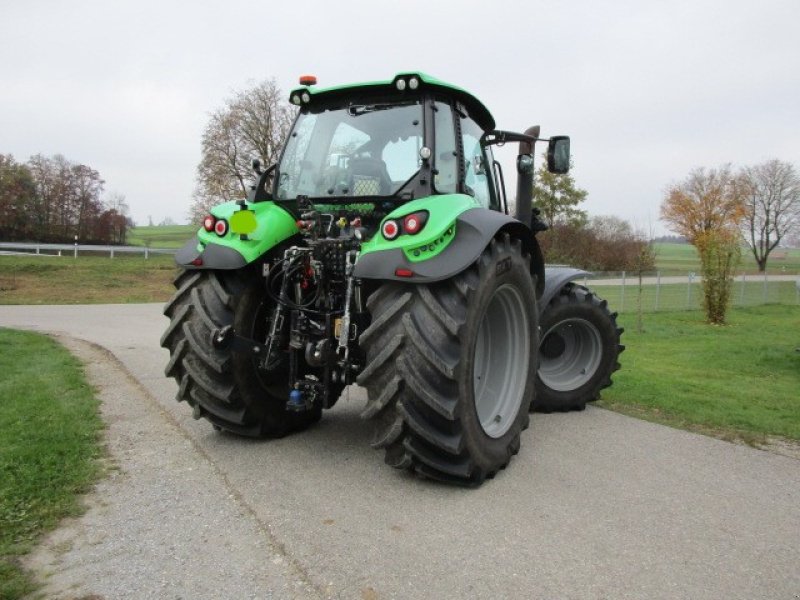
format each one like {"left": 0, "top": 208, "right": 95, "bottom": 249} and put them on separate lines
{"left": 2, "top": 304, "right": 799, "bottom": 599}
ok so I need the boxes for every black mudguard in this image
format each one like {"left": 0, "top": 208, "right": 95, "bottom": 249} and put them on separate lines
{"left": 539, "top": 267, "right": 590, "bottom": 316}
{"left": 175, "top": 236, "right": 248, "bottom": 270}
{"left": 354, "top": 208, "right": 545, "bottom": 296}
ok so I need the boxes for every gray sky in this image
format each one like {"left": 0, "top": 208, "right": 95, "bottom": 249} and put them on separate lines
{"left": 2, "top": 0, "right": 798, "bottom": 233}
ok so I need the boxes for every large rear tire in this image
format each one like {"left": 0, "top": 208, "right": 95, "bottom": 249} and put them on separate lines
{"left": 357, "top": 235, "right": 537, "bottom": 486}
{"left": 160, "top": 269, "right": 321, "bottom": 437}
{"left": 533, "top": 283, "right": 624, "bottom": 412}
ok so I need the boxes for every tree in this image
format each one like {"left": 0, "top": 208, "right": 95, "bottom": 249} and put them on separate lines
{"left": 660, "top": 165, "right": 747, "bottom": 324}
{"left": 538, "top": 215, "right": 655, "bottom": 272}
{"left": 0, "top": 154, "right": 36, "bottom": 240}
{"left": 190, "top": 79, "right": 293, "bottom": 223}
{"left": 741, "top": 159, "right": 800, "bottom": 271}
{"left": 533, "top": 156, "right": 588, "bottom": 227}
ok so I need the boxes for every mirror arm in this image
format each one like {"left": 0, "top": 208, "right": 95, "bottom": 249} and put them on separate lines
{"left": 481, "top": 129, "right": 551, "bottom": 148}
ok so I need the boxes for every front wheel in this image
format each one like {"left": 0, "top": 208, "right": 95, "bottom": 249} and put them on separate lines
{"left": 533, "top": 283, "right": 624, "bottom": 412}
{"left": 357, "top": 235, "right": 537, "bottom": 486}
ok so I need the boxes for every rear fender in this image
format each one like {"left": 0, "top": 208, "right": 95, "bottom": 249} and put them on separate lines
{"left": 175, "top": 200, "right": 299, "bottom": 269}
{"left": 539, "top": 267, "right": 591, "bottom": 316}
{"left": 354, "top": 199, "right": 544, "bottom": 293}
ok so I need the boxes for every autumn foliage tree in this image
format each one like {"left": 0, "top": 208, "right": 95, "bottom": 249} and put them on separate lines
{"left": 0, "top": 153, "right": 129, "bottom": 243}
{"left": 190, "top": 79, "right": 293, "bottom": 223}
{"left": 661, "top": 165, "right": 746, "bottom": 324}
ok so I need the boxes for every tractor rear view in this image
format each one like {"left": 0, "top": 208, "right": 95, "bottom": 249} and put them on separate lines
{"left": 161, "top": 72, "right": 622, "bottom": 486}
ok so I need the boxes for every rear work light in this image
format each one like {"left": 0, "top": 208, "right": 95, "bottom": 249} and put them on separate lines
{"left": 203, "top": 215, "right": 216, "bottom": 232}
{"left": 214, "top": 219, "right": 228, "bottom": 237}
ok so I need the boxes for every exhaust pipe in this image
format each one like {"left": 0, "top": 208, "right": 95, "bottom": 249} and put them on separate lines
{"left": 515, "top": 125, "right": 540, "bottom": 227}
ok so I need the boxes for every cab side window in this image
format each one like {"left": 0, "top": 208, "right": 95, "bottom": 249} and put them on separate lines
{"left": 460, "top": 116, "right": 493, "bottom": 208}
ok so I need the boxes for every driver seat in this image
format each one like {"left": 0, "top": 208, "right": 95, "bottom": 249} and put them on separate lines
{"left": 348, "top": 157, "right": 392, "bottom": 196}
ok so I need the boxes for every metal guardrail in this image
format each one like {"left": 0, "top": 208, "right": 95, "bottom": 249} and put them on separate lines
{"left": 0, "top": 242, "right": 177, "bottom": 258}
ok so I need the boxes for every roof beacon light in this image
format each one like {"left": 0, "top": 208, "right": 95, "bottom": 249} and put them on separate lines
{"left": 299, "top": 75, "right": 317, "bottom": 86}
{"left": 408, "top": 77, "right": 419, "bottom": 90}
{"left": 396, "top": 78, "right": 406, "bottom": 91}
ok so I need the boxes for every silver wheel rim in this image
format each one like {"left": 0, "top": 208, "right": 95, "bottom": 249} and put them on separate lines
{"left": 538, "top": 318, "right": 602, "bottom": 392}
{"left": 473, "top": 284, "right": 530, "bottom": 438}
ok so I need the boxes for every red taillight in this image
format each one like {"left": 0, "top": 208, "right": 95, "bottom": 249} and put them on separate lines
{"left": 402, "top": 211, "right": 428, "bottom": 235}
{"left": 395, "top": 268, "right": 414, "bottom": 278}
{"left": 203, "top": 215, "right": 216, "bottom": 232}
{"left": 191, "top": 257, "right": 203, "bottom": 266}
{"left": 382, "top": 219, "right": 399, "bottom": 240}
{"left": 214, "top": 219, "right": 228, "bottom": 236}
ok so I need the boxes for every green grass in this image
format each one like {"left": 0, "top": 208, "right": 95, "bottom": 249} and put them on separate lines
{"left": 0, "top": 329, "right": 104, "bottom": 599}
{"left": 0, "top": 254, "right": 177, "bottom": 304}
{"left": 653, "top": 242, "right": 800, "bottom": 275}
{"left": 126, "top": 224, "right": 195, "bottom": 249}
{"left": 599, "top": 305, "right": 800, "bottom": 444}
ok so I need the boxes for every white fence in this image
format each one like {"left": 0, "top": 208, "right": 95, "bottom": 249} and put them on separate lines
{"left": 582, "top": 271, "right": 800, "bottom": 313}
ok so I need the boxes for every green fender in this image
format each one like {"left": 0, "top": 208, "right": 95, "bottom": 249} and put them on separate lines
{"left": 354, "top": 195, "right": 544, "bottom": 296}
{"left": 175, "top": 200, "right": 299, "bottom": 269}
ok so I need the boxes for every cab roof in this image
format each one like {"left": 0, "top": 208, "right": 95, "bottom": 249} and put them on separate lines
{"left": 289, "top": 71, "right": 495, "bottom": 131}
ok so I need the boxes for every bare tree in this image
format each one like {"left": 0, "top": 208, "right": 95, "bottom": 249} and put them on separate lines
{"left": 741, "top": 159, "right": 800, "bottom": 271}
{"left": 661, "top": 165, "right": 747, "bottom": 324}
{"left": 190, "top": 79, "right": 293, "bottom": 222}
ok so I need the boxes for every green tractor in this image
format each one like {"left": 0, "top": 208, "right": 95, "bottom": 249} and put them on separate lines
{"left": 161, "top": 72, "right": 623, "bottom": 486}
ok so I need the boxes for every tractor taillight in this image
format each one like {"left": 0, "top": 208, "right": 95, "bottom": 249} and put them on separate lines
{"left": 214, "top": 219, "right": 228, "bottom": 237}
{"left": 203, "top": 215, "right": 216, "bottom": 232}
{"left": 395, "top": 268, "right": 414, "bottom": 278}
{"left": 402, "top": 211, "right": 428, "bottom": 235}
{"left": 382, "top": 220, "right": 399, "bottom": 240}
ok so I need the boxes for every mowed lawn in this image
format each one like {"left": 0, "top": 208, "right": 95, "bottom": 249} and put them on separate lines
{"left": 0, "top": 254, "right": 177, "bottom": 304}
{"left": 0, "top": 329, "right": 104, "bottom": 599}
{"left": 599, "top": 305, "right": 800, "bottom": 443}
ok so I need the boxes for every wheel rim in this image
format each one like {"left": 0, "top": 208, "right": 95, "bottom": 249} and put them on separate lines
{"left": 473, "top": 284, "right": 530, "bottom": 438}
{"left": 538, "top": 318, "right": 602, "bottom": 392}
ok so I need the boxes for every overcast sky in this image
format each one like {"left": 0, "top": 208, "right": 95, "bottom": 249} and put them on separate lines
{"left": 2, "top": 0, "right": 798, "bottom": 233}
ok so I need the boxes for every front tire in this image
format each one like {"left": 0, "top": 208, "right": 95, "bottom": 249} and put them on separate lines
{"left": 160, "top": 269, "right": 321, "bottom": 437}
{"left": 533, "top": 283, "right": 624, "bottom": 412}
{"left": 357, "top": 235, "right": 537, "bottom": 486}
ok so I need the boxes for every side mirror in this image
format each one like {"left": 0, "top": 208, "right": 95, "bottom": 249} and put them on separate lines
{"left": 547, "top": 136, "right": 570, "bottom": 174}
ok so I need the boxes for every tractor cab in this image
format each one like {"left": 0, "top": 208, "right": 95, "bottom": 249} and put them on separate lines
{"left": 262, "top": 72, "right": 569, "bottom": 228}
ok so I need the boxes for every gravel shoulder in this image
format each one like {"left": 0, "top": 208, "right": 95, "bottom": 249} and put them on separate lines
{"left": 26, "top": 336, "right": 322, "bottom": 600}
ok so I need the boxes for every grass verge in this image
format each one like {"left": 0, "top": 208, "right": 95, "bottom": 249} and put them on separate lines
{"left": 0, "top": 254, "right": 176, "bottom": 304}
{"left": 599, "top": 305, "right": 800, "bottom": 445}
{"left": 0, "top": 329, "right": 104, "bottom": 599}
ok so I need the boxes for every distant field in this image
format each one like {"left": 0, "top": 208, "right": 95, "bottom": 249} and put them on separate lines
{"left": 127, "top": 225, "right": 196, "bottom": 249}
{"left": 653, "top": 243, "right": 800, "bottom": 275}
